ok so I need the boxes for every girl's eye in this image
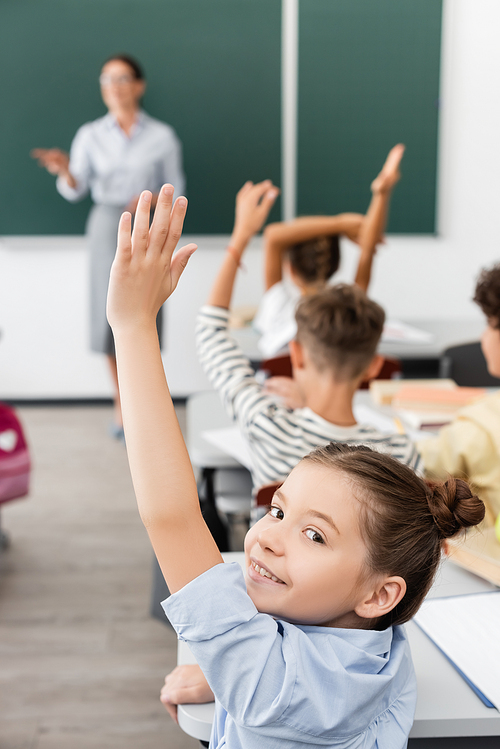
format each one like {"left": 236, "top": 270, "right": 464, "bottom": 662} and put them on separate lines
{"left": 305, "top": 528, "right": 325, "bottom": 544}
{"left": 268, "top": 505, "right": 284, "bottom": 520}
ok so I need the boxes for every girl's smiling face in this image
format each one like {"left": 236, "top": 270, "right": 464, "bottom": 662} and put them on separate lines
{"left": 244, "top": 463, "right": 379, "bottom": 629}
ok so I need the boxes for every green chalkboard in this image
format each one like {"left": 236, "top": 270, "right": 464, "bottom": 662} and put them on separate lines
{"left": 0, "top": 0, "right": 281, "bottom": 234}
{"left": 298, "top": 0, "right": 442, "bottom": 233}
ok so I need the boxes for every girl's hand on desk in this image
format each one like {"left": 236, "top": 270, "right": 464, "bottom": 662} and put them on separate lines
{"left": 160, "top": 664, "right": 214, "bottom": 723}
{"left": 107, "top": 184, "right": 197, "bottom": 332}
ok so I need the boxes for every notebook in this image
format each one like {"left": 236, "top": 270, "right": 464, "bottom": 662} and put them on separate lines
{"left": 413, "top": 591, "right": 500, "bottom": 709}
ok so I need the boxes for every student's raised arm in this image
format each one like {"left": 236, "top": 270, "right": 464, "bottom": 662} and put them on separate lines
{"left": 263, "top": 213, "right": 364, "bottom": 291}
{"left": 207, "top": 180, "right": 279, "bottom": 310}
{"left": 107, "top": 185, "right": 223, "bottom": 593}
{"left": 354, "top": 144, "right": 405, "bottom": 293}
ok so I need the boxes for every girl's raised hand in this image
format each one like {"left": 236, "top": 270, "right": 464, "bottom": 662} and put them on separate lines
{"left": 232, "top": 180, "right": 280, "bottom": 245}
{"left": 371, "top": 144, "right": 405, "bottom": 194}
{"left": 107, "top": 184, "right": 197, "bottom": 333}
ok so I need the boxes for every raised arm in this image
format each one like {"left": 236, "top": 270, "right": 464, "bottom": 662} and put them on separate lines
{"left": 107, "top": 185, "right": 223, "bottom": 593}
{"left": 207, "top": 180, "right": 279, "bottom": 310}
{"left": 263, "top": 213, "right": 364, "bottom": 291}
{"left": 354, "top": 144, "right": 405, "bottom": 292}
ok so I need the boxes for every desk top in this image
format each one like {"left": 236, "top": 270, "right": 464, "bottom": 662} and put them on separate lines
{"left": 232, "top": 318, "right": 485, "bottom": 362}
{"left": 177, "top": 555, "right": 499, "bottom": 742}
{"left": 187, "top": 390, "right": 241, "bottom": 469}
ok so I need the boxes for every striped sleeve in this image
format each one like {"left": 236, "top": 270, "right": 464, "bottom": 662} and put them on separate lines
{"left": 195, "top": 305, "right": 283, "bottom": 432}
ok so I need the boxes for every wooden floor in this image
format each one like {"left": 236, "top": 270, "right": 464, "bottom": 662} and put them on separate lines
{"left": 0, "top": 405, "right": 199, "bottom": 749}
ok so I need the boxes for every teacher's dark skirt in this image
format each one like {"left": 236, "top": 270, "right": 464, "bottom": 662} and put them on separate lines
{"left": 86, "top": 204, "right": 163, "bottom": 355}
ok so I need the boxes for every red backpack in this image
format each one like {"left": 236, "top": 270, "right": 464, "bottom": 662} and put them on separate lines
{"left": 0, "top": 403, "right": 31, "bottom": 505}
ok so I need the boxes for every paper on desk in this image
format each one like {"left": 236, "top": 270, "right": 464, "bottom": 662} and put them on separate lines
{"left": 414, "top": 591, "right": 500, "bottom": 709}
{"left": 201, "top": 427, "right": 253, "bottom": 471}
{"left": 382, "top": 320, "right": 435, "bottom": 344}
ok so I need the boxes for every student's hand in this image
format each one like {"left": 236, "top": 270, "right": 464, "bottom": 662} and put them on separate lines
{"left": 124, "top": 195, "right": 140, "bottom": 216}
{"left": 125, "top": 193, "right": 160, "bottom": 217}
{"left": 31, "top": 148, "right": 70, "bottom": 177}
{"left": 107, "top": 184, "right": 197, "bottom": 334}
{"left": 231, "top": 180, "right": 280, "bottom": 248}
{"left": 160, "top": 665, "right": 214, "bottom": 723}
{"left": 371, "top": 144, "right": 405, "bottom": 194}
{"left": 264, "top": 376, "right": 305, "bottom": 409}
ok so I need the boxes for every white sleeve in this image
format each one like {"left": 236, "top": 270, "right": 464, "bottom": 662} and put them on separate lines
{"left": 56, "top": 126, "right": 92, "bottom": 202}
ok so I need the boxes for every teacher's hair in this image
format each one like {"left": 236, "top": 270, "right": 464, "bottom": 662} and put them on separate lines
{"left": 102, "top": 54, "right": 145, "bottom": 81}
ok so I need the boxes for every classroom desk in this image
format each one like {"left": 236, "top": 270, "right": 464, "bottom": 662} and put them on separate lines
{"left": 232, "top": 318, "right": 485, "bottom": 363}
{"left": 187, "top": 391, "right": 241, "bottom": 470}
{"left": 176, "top": 554, "right": 500, "bottom": 747}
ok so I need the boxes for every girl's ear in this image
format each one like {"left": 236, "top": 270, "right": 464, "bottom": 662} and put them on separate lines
{"left": 355, "top": 576, "right": 407, "bottom": 621}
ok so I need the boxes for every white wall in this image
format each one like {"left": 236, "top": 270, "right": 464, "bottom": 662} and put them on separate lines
{"left": 1, "top": 0, "right": 499, "bottom": 399}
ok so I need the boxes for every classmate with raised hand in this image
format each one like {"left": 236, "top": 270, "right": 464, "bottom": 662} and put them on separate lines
{"left": 106, "top": 187, "right": 485, "bottom": 748}
{"left": 196, "top": 180, "right": 421, "bottom": 503}
{"left": 254, "top": 144, "right": 404, "bottom": 358}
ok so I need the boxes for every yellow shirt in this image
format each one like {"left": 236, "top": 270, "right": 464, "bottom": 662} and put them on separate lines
{"left": 418, "top": 391, "right": 500, "bottom": 527}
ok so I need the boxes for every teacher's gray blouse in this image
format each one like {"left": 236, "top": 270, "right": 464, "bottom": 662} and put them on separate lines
{"left": 56, "top": 110, "right": 185, "bottom": 206}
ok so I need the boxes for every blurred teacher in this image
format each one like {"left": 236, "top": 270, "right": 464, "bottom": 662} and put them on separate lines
{"left": 32, "top": 54, "right": 185, "bottom": 438}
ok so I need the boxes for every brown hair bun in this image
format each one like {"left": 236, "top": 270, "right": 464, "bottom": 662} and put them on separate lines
{"left": 425, "top": 477, "right": 485, "bottom": 540}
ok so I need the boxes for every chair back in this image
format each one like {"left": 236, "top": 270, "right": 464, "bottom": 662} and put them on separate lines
{"left": 439, "top": 341, "right": 500, "bottom": 387}
{"left": 260, "top": 354, "right": 402, "bottom": 388}
{"left": 259, "top": 355, "right": 293, "bottom": 379}
{"left": 255, "top": 482, "right": 282, "bottom": 507}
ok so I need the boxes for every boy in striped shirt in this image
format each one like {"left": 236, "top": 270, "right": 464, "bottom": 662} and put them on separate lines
{"left": 196, "top": 181, "right": 421, "bottom": 506}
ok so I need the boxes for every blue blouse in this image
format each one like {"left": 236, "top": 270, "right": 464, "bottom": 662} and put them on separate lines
{"left": 56, "top": 110, "right": 185, "bottom": 206}
{"left": 164, "top": 563, "right": 417, "bottom": 749}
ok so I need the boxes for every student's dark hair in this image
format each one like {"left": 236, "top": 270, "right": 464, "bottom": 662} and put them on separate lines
{"left": 473, "top": 263, "right": 500, "bottom": 329}
{"left": 287, "top": 235, "right": 340, "bottom": 286}
{"left": 303, "top": 443, "right": 485, "bottom": 629}
{"left": 295, "top": 283, "right": 385, "bottom": 379}
{"left": 102, "top": 54, "right": 145, "bottom": 80}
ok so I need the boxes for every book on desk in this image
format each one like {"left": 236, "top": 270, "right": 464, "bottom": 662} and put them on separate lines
{"left": 414, "top": 589, "right": 500, "bottom": 710}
